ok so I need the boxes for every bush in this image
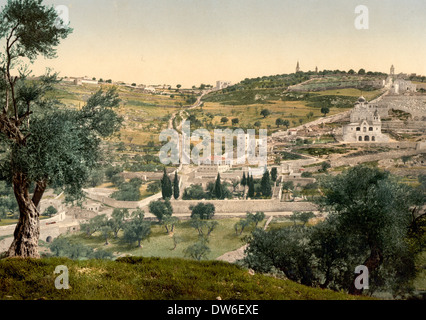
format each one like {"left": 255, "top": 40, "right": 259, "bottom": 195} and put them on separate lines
{"left": 190, "top": 203, "right": 215, "bottom": 220}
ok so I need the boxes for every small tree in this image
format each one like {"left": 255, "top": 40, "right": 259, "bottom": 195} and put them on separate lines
{"left": 231, "top": 118, "right": 239, "bottom": 126}
{"left": 123, "top": 212, "right": 151, "bottom": 248}
{"left": 321, "top": 107, "right": 330, "bottom": 117}
{"left": 149, "top": 199, "right": 173, "bottom": 226}
{"left": 190, "top": 203, "right": 215, "bottom": 220}
{"left": 282, "top": 120, "right": 290, "bottom": 129}
{"left": 221, "top": 117, "right": 229, "bottom": 125}
{"left": 276, "top": 118, "right": 283, "bottom": 128}
{"left": 100, "top": 224, "right": 112, "bottom": 245}
{"left": 184, "top": 240, "right": 210, "bottom": 261}
{"left": 163, "top": 215, "right": 179, "bottom": 234}
{"left": 109, "top": 208, "right": 129, "bottom": 238}
{"left": 80, "top": 214, "right": 108, "bottom": 237}
{"left": 43, "top": 206, "right": 58, "bottom": 217}
{"left": 260, "top": 109, "right": 271, "bottom": 118}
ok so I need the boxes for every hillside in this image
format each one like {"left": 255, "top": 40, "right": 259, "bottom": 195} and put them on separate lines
{"left": 0, "top": 257, "right": 372, "bottom": 300}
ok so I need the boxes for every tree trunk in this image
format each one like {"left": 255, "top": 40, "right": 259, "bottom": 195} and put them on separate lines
{"left": 6, "top": 173, "right": 41, "bottom": 258}
{"left": 348, "top": 245, "right": 383, "bottom": 295}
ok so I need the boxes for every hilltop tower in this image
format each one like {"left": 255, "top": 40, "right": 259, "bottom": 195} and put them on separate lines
{"left": 296, "top": 61, "right": 300, "bottom": 73}
{"left": 390, "top": 65, "right": 395, "bottom": 77}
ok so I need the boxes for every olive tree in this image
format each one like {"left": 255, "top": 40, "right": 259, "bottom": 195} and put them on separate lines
{"left": 0, "top": 0, "right": 122, "bottom": 257}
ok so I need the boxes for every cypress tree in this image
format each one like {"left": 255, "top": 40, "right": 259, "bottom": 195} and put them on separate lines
{"left": 248, "top": 174, "right": 255, "bottom": 198}
{"left": 173, "top": 171, "right": 180, "bottom": 200}
{"left": 215, "top": 173, "right": 222, "bottom": 199}
{"left": 271, "top": 167, "right": 278, "bottom": 182}
{"left": 161, "top": 168, "right": 173, "bottom": 200}
{"left": 241, "top": 172, "right": 247, "bottom": 188}
{"left": 261, "top": 168, "right": 272, "bottom": 198}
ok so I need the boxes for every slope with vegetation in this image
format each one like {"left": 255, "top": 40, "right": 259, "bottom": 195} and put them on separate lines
{"left": 0, "top": 256, "right": 372, "bottom": 300}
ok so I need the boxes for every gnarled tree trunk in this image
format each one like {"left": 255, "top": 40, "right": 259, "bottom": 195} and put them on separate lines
{"left": 6, "top": 173, "right": 41, "bottom": 258}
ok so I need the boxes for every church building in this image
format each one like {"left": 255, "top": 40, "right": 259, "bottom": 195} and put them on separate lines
{"left": 342, "top": 97, "right": 389, "bottom": 143}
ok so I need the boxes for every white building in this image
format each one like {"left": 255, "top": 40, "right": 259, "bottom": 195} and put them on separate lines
{"left": 216, "top": 81, "right": 232, "bottom": 90}
{"left": 342, "top": 97, "right": 389, "bottom": 143}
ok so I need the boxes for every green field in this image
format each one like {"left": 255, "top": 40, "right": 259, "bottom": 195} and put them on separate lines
{"left": 55, "top": 218, "right": 266, "bottom": 260}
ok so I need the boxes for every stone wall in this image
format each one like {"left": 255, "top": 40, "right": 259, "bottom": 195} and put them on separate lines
{"left": 168, "top": 199, "right": 318, "bottom": 214}
{"left": 330, "top": 149, "right": 423, "bottom": 168}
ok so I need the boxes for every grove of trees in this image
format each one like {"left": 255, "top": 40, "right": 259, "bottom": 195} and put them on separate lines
{"left": 244, "top": 165, "right": 425, "bottom": 297}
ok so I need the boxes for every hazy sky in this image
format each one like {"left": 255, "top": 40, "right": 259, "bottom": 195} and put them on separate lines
{"left": 5, "top": 0, "right": 425, "bottom": 87}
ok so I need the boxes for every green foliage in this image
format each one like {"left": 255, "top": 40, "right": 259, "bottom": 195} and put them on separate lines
{"left": 260, "top": 168, "right": 272, "bottom": 198}
{"left": 111, "top": 178, "right": 143, "bottom": 201}
{"left": 161, "top": 168, "right": 173, "bottom": 200}
{"left": 0, "top": 181, "right": 18, "bottom": 220}
{"left": 147, "top": 180, "right": 161, "bottom": 194}
{"left": 235, "top": 212, "right": 265, "bottom": 235}
{"left": 281, "top": 152, "right": 305, "bottom": 160}
{"left": 214, "top": 173, "right": 222, "bottom": 199}
{"left": 49, "top": 237, "right": 113, "bottom": 260}
{"left": 301, "top": 172, "right": 313, "bottom": 178}
{"left": 122, "top": 216, "right": 151, "bottom": 248}
{"left": 149, "top": 199, "right": 173, "bottom": 224}
{"left": 247, "top": 175, "right": 255, "bottom": 198}
{"left": 80, "top": 214, "right": 108, "bottom": 237}
{"left": 289, "top": 211, "right": 315, "bottom": 226}
{"left": 190, "top": 218, "right": 219, "bottom": 238}
{"left": 190, "top": 203, "right": 215, "bottom": 220}
{"left": 246, "top": 166, "right": 425, "bottom": 297}
{"left": 321, "top": 106, "right": 330, "bottom": 117}
{"left": 173, "top": 172, "right": 180, "bottom": 200}
{"left": 109, "top": 208, "right": 129, "bottom": 238}
{"left": 260, "top": 109, "right": 271, "bottom": 118}
{"left": 241, "top": 172, "right": 247, "bottom": 187}
{"left": 184, "top": 240, "right": 211, "bottom": 261}
{"left": 43, "top": 206, "right": 57, "bottom": 217}
{"left": 0, "top": 0, "right": 72, "bottom": 61}
{"left": 182, "top": 184, "right": 207, "bottom": 200}
{"left": 0, "top": 256, "right": 371, "bottom": 300}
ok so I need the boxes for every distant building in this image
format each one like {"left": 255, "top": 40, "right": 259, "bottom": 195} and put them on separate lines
{"left": 390, "top": 79, "right": 417, "bottom": 95}
{"left": 216, "top": 81, "right": 232, "bottom": 90}
{"left": 196, "top": 155, "right": 231, "bottom": 174}
{"left": 296, "top": 61, "right": 300, "bottom": 73}
{"left": 342, "top": 97, "right": 389, "bottom": 143}
{"left": 144, "top": 86, "right": 156, "bottom": 93}
{"left": 70, "top": 77, "right": 98, "bottom": 86}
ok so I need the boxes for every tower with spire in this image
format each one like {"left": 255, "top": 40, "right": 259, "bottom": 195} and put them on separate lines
{"left": 390, "top": 65, "right": 395, "bottom": 77}
{"left": 296, "top": 61, "right": 300, "bottom": 73}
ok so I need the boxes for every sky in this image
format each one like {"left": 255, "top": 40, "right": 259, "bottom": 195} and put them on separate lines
{"left": 3, "top": 0, "right": 425, "bottom": 88}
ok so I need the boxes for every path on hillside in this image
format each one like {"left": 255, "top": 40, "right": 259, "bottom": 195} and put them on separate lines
{"left": 216, "top": 216, "right": 274, "bottom": 264}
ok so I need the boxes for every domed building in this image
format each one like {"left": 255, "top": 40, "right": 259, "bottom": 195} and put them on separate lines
{"left": 342, "top": 97, "right": 389, "bottom": 143}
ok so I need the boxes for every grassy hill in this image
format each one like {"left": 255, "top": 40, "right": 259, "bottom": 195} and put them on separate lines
{"left": 199, "top": 71, "right": 385, "bottom": 134}
{"left": 0, "top": 257, "right": 372, "bottom": 300}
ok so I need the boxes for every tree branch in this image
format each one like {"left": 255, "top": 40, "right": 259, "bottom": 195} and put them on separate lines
{"left": 32, "top": 180, "right": 47, "bottom": 209}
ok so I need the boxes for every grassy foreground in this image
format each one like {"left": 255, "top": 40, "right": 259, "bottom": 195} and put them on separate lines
{"left": 0, "top": 257, "right": 371, "bottom": 300}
